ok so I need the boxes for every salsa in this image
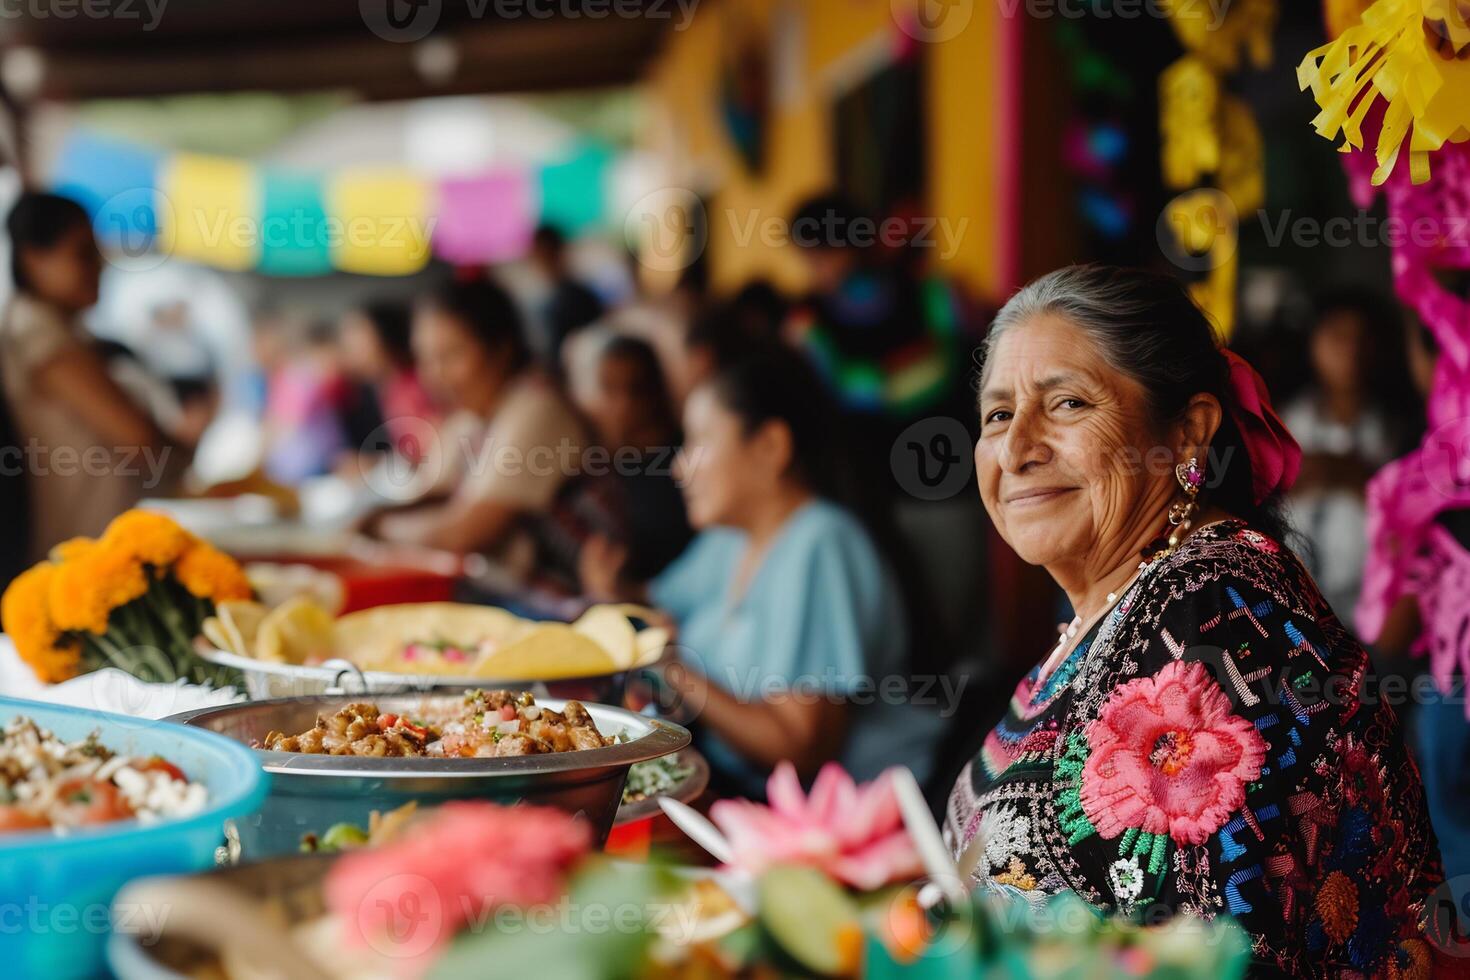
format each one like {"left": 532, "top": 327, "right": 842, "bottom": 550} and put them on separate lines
{"left": 0, "top": 717, "right": 207, "bottom": 834}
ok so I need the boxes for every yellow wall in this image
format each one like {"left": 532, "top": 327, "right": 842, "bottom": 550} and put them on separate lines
{"left": 642, "top": 0, "right": 1018, "bottom": 300}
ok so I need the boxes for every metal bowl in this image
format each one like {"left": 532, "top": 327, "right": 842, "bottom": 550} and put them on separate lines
{"left": 198, "top": 644, "right": 631, "bottom": 704}
{"left": 166, "top": 694, "right": 689, "bottom": 859}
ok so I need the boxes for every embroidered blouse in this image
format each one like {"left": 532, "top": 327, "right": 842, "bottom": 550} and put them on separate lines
{"left": 944, "top": 520, "right": 1446, "bottom": 977}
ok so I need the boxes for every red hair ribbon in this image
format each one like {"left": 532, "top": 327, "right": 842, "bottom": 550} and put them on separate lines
{"left": 1220, "top": 349, "right": 1301, "bottom": 505}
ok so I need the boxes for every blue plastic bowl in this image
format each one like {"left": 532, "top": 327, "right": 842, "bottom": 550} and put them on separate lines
{"left": 0, "top": 696, "right": 269, "bottom": 979}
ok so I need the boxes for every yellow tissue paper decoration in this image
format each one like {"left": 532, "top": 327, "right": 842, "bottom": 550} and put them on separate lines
{"left": 325, "top": 168, "right": 434, "bottom": 276}
{"left": 1160, "top": 57, "right": 1222, "bottom": 189}
{"left": 1219, "top": 97, "right": 1265, "bottom": 215}
{"left": 1156, "top": 0, "right": 1275, "bottom": 340}
{"left": 1323, "top": 0, "right": 1376, "bottom": 39}
{"left": 1423, "top": 0, "right": 1470, "bottom": 54}
{"left": 158, "top": 154, "right": 260, "bottom": 271}
{"left": 1299, "top": 0, "right": 1470, "bottom": 186}
{"left": 1161, "top": 0, "right": 1276, "bottom": 72}
{"left": 1163, "top": 188, "right": 1239, "bottom": 343}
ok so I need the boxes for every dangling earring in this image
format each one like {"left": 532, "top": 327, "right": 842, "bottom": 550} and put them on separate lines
{"left": 1166, "top": 456, "right": 1203, "bottom": 550}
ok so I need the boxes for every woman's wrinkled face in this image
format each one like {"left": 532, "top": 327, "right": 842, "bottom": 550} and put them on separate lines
{"left": 675, "top": 385, "right": 773, "bottom": 529}
{"left": 411, "top": 307, "right": 504, "bottom": 416}
{"left": 976, "top": 314, "right": 1172, "bottom": 571}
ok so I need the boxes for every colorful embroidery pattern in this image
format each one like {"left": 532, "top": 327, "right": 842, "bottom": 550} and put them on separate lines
{"left": 1081, "top": 659, "right": 1266, "bottom": 847}
{"left": 944, "top": 521, "right": 1446, "bottom": 977}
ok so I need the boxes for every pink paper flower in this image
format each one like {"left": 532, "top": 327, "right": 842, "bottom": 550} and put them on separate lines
{"left": 709, "top": 762, "right": 924, "bottom": 891}
{"left": 325, "top": 802, "right": 590, "bottom": 971}
{"left": 1080, "top": 660, "right": 1266, "bottom": 846}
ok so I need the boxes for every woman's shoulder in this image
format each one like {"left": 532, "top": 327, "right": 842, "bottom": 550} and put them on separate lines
{"left": 2, "top": 293, "right": 72, "bottom": 339}
{"left": 491, "top": 370, "right": 586, "bottom": 439}
{"left": 781, "top": 499, "right": 879, "bottom": 556}
{"left": 1123, "top": 519, "right": 1355, "bottom": 668}
{"left": 0, "top": 294, "right": 80, "bottom": 373}
{"left": 1154, "top": 519, "right": 1318, "bottom": 605}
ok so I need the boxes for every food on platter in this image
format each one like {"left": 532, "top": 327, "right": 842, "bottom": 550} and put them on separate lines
{"left": 0, "top": 715, "right": 207, "bottom": 833}
{"left": 255, "top": 596, "right": 335, "bottom": 664}
{"left": 202, "top": 598, "right": 670, "bottom": 680}
{"left": 334, "top": 602, "right": 536, "bottom": 671}
{"left": 258, "top": 690, "right": 614, "bottom": 758}
{"left": 244, "top": 562, "right": 346, "bottom": 615}
{"left": 300, "top": 801, "right": 418, "bottom": 854}
{"left": 622, "top": 753, "right": 695, "bottom": 805}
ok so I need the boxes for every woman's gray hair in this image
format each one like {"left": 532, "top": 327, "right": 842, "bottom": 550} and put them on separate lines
{"left": 978, "top": 264, "right": 1292, "bottom": 544}
{"left": 981, "top": 265, "right": 1206, "bottom": 409}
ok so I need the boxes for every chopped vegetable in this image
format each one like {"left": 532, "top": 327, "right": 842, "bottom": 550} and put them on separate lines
{"left": 622, "top": 754, "right": 694, "bottom": 804}
{"left": 0, "top": 716, "right": 206, "bottom": 834}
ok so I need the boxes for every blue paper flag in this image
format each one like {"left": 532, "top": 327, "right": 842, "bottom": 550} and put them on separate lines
{"left": 50, "top": 131, "right": 163, "bottom": 254}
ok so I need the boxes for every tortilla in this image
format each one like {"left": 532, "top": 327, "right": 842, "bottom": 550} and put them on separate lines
{"left": 569, "top": 605, "right": 639, "bottom": 670}
{"left": 200, "top": 618, "right": 234, "bottom": 655}
{"left": 256, "top": 597, "right": 337, "bottom": 664}
{"left": 474, "top": 624, "right": 619, "bottom": 679}
{"left": 334, "top": 602, "right": 535, "bottom": 674}
{"left": 239, "top": 600, "right": 663, "bottom": 680}
{"left": 218, "top": 600, "right": 269, "bottom": 656}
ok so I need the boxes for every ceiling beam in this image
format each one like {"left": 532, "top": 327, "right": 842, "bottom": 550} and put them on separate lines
{"left": 6, "top": 9, "right": 670, "bottom": 100}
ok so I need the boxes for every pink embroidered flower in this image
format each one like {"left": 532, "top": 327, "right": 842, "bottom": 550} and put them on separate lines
{"left": 709, "top": 762, "right": 924, "bottom": 891}
{"left": 1080, "top": 660, "right": 1266, "bottom": 846}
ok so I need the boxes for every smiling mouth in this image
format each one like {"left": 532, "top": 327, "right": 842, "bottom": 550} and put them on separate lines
{"left": 1004, "top": 487, "right": 1079, "bottom": 506}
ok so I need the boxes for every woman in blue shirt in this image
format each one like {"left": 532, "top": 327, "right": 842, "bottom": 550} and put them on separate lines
{"left": 582, "top": 346, "right": 940, "bottom": 797}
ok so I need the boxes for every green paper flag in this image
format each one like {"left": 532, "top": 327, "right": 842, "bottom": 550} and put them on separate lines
{"left": 258, "top": 170, "right": 332, "bottom": 276}
{"left": 537, "top": 145, "right": 611, "bottom": 234}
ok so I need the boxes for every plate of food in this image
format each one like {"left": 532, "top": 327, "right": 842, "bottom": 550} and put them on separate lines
{"left": 168, "top": 690, "right": 689, "bottom": 858}
{"left": 0, "top": 696, "right": 268, "bottom": 978}
{"left": 197, "top": 599, "right": 670, "bottom": 701}
{"left": 106, "top": 811, "right": 753, "bottom": 980}
{"left": 616, "top": 748, "right": 709, "bottom": 826}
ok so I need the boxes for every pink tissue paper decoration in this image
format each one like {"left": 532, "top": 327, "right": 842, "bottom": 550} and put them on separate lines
{"left": 1347, "top": 108, "right": 1470, "bottom": 714}
{"left": 432, "top": 170, "right": 536, "bottom": 265}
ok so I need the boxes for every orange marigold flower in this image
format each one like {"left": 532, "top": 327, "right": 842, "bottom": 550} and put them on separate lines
{"left": 1, "top": 563, "right": 82, "bottom": 683}
{"left": 49, "top": 543, "right": 149, "bottom": 636}
{"left": 49, "top": 536, "right": 97, "bottom": 563}
{"left": 101, "top": 509, "right": 195, "bottom": 568}
{"left": 174, "top": 543, "right": 251, "bottom": 602}
{"left": 1315, "top": 871, "right": 1359, "bottom": 945}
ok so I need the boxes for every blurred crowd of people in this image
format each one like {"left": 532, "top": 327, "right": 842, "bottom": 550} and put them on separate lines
{"left": 0, "top": 188, "right": 984, "bottom": 797}
{"left": 0, "top": 186, "right": 1442, "bottom": 802}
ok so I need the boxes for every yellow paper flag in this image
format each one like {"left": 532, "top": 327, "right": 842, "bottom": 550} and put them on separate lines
{"left": 158, "top": 154, "right": 260, "bottom": 271}
{"left": 326, "top": 168, "right": 433, "bottom": 276}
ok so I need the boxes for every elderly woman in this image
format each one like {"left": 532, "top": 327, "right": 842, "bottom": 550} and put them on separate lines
{"left": 947, "top": 266, "right": 1444, "bottom": 977}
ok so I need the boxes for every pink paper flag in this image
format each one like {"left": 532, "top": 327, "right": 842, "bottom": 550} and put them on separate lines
{"left": 432, "top": 170, "right": 536, "bottom": 264}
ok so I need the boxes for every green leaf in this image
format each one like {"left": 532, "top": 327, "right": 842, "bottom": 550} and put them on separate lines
{"left": 428, "top": 859, "right": 662, "bottom": 980}
{"left": 757, "top": 865, "right": 863, "bottom": 976}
